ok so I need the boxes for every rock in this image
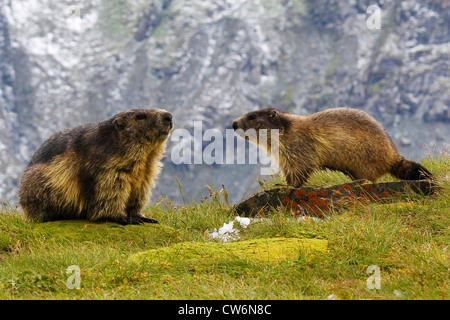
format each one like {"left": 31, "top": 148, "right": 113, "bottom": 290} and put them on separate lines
{"left": 398, "top": 137, "right": 412, "bottom": 146}
{"left": 233, "top": 180, "right": 437, "bottom": 217}
{"left": 128, "top": 237, "right": 328, "bottom": 265}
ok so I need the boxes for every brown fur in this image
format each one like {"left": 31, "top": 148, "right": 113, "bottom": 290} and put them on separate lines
{"left": 19, "top": 108, "right": 173, "bottom": 225}
{"left": 232, "top": 107, "right": 433, "bottom": 187}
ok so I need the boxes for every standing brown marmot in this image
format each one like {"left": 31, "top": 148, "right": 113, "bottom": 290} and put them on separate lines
{"left": 19, "top": 108, "right": 173, "bottom": 225}
{"left": 232, "top": 107, "right": 433, "bottom": 187}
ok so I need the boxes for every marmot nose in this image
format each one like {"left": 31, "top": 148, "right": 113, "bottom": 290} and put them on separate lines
{"left": 163, "top": 113, "right": 173, "bottom": 125}
{"left": 232, "top": 121, "right": 238, "bottom": 130}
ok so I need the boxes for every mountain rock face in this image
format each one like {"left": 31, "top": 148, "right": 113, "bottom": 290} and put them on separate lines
{"left": 0, "top": 0, "right": 449, "bottom": 204}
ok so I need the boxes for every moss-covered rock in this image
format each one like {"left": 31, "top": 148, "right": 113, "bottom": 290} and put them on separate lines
{"left": 129, "top": 237, "right": 327, "bottom": 265}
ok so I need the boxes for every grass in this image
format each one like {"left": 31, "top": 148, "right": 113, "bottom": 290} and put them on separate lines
{"left": 0, "top": 153, "right": 448, "bottom": 300}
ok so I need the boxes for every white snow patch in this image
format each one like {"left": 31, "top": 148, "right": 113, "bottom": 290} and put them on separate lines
{"left": 296, "top": 216, "right": 321, "bottom": 223}
{"left": 209, "top": 215, "right": 321, "bottom": 242}
{"left": 210, "top": 220, "right": 239, "bottom": 242}
{"left": 235, "top": 216, "right": 251, "bottom": 228}
{"left": 209, "top": 216, "right": 258, "bottom": 242}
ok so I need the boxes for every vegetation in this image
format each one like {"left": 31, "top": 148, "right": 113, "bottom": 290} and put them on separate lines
{"left": 0, "top": 153, "right": 448, "bottom": 299}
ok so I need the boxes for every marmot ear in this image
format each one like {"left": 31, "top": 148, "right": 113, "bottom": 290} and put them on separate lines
{"left": 269, "top": 109, "right": 278, "bottom": 118}
{"left": 113, "top": 117, "right": 126, "bottom": 130}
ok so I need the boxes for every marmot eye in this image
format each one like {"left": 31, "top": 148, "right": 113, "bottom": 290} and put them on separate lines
{"left": 135, "top": 114, "right": 147, "bottom": 120}
{"left": 248, "top": 114, "right": 257, "bottom": 120}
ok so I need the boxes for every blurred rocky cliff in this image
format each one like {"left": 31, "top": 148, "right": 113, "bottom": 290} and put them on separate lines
{"left": 1, "top": 0, "right": 449, "bottom": 204}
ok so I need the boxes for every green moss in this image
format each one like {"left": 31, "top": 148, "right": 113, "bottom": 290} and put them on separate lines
{"left": 325, "top": 53, "right": 341, "bottom": 78}
{"left": 280, "top": 83, "right": 297, "bottom": 111}
{"left": 98, "top": 0, "right": 134, "bottom": 42}
{"left": 129, "top": 237, "right": 328, "bottom": 265}
{"left": 369, "top": 81, "right": 383, "bottom": 95}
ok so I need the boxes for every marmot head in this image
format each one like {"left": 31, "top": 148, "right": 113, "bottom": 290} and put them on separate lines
{"left": 112, "top": 108, "right": 173, "bottom": 144}
{"left": 233, "top": 108, "right": 290, "bottom": 150}
{"left": 232, "top": 108, "right": 290, "bottom": 132}
{"left": 233, "top": 108, "right": 290, "bottom": 143}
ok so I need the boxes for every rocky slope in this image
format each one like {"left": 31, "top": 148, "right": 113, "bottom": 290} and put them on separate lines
{"left": 0, "top": 0, "right": 449, "bottom": 204}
